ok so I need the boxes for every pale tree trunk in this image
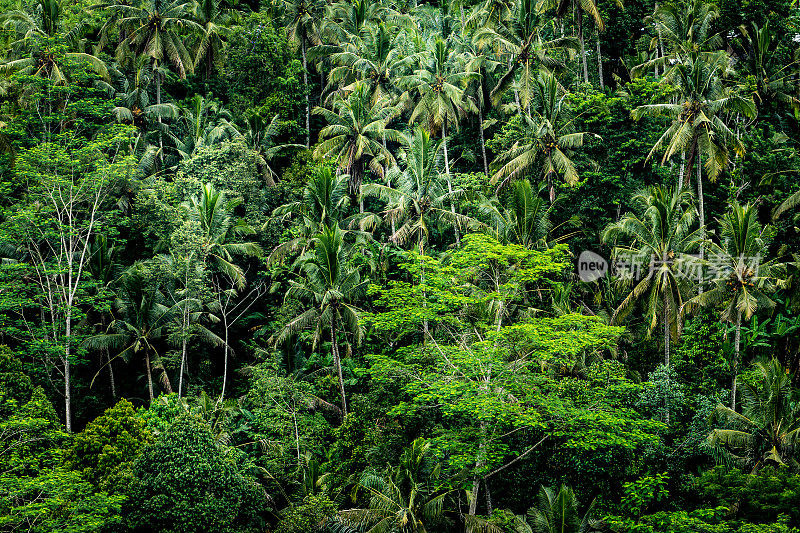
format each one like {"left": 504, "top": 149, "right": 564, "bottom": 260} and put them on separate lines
{"left": 678, "top": 150, "right": 686, "bottom": 190}
{"left": 156, "top": 66, "right": 164, "bottom": 165}
{"left": 221, "top": 314, "right": 230, "bottom": 401}
{"left": 64, "top": 314, "right": 72, "bottom": 433}
{"left": 654, "top": 4, "right": 662, "bottom": 78}
{"left": 146, "top": 350, "right": 154, "bottom": 404}
{"left": 466, "top": 421, "right": 487, "bottom": 533}
{"left": 419, "top": 238, "right": 429, "bottom": 339}
{"left": 330, "top": 315, "right": 348, "bottom": 417}
{"left": 107, "top": 350, "right": 116, "bottom": 399}
{"left": 663, "top": 303, "right": 670, "bottom": 425}
{"left": 178, "top": 336, "right": 187, "bottom": 398}
{"left": 732, "top": 311, "right": 742, "bottom": 410}
{"left": 302, "top": 39, "right": 310, "bottom": 149}
{"left": 441, "top": 123, "right": 460, "bottom": 247}
{"left": 697, "top": 151, "right": 705, "bottom": 295}
{"left": 596, "top": 31, "right": 604, "bottom": 90}
{"left": 478, "top": 107, "right": 489, "bottom": 177}
{"left": 578, "top": 9, "right": 589, "bottom": 84}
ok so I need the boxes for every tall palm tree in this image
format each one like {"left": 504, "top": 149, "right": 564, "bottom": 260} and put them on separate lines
{"left": 87, "top": 263, "right": 176, "bottom": 403}
{"left": 274, "top": 224, "right": 368, "bottom": 417}
{"left": 491, "top": 71, "right": 598, "bottom": 202}
{"left": 683, "top": 202, "right": 781, "bottom": 409}
{"left": 282, "top": 0, "right": 325, "bottom": 148}
{"left": 183, "top": 183, "right": 263, "bottom": 289}
{"left": 107, "top": 0, "right": 202, "bottom": 106}
{"left": 192, "top": 0, "right": 232, "bottom": 79}
{"left": 0, "top": 0, "right": 109, "bottom": 85}
{"left": 709, "top": 358, "right": 800, "bottom": 472}
{"left": 242, "top": 111, "right": 304, "bottom": 187}
{"left": 313, "top": 82, "right": 400, "bottom": 209}
{"left": 632, "top": 51, "right": 756, "bottom": 242}
{"left": 602, "top": 186, "right": 703, "bottom": 367}
{"left": 515, "top": 485, "right": 598, "bottom": 533}
{"left": 536, "top": 0, "right": 603, "bottom": 84}
{"left": 362, "top": 125, "right": 474, "bottom": 253}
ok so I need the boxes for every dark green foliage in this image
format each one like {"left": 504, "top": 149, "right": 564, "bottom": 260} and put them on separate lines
{"left": 126, "top": 415, "right": 266, "bottom": 532}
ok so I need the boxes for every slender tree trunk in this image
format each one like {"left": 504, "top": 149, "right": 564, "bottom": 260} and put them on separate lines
{"left": 697, "top": 151, "right": 705, "bottom": 294}
{"left": 596, "top": 30, "right": 604, "bottom": 90}
{"left": 221, "top": 315, "right": 229, "bottom": 401}
{"left": 330, "top": 315, "right": 348, "bottom": 417}
{"left": 732, "top": 311, "right": 742, "bottom": 410}
{"left": 419, "top": 238, "right": 428, "bottom": 339}
{"left": 678, "top": 150, "right": 686, "bottom": 190}
{"left": 578, "top": 9, "right": 589, "bottom": 84}
{"left": 156, "top": 68, "right": 164, "bottom": 166}
{"left": 663, "top": 303, "right": 670, "bottom": 425}
{"left": 478, "top": 106, "right": 489, "bottom": 177}
{"left": 108, "top": 350, "right": 116, "bottom": 399}
{"left": 442, "top": 124, "right": 460, "bottom": 246}
{"left": 302, "top": 39, "right": 310, "bottom": 149}
{"left": 64, "top": 314, "right": 72, "bottom": 432}
{"left": 654, "top": 4, "right": 662, "bottom": 78}
{"left": 466, "top": 422, "right": 487, "bottom": 533}
{"left": 179, "top": 336, "right": 187, "bottom": 398}
{"left": 145, "top": 350, "right": 154, "bottom": 404}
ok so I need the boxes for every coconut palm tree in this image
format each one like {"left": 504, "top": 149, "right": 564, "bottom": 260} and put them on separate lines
{"left": 602, "top": 186, "right": 703, "bottom": 367}
{"left": 171, "top": 94, "right": 241, "bottom": 161}
{"left": 362, "top": 125, "right": 475, "bottom": 253}
{"left": 273, "top": 224, "right": 368, "bottom": 417}
{"left": 709, "top": 358, "right": 800, "bottom": 472}
{"left": 491, "top": 71, "right": 598, "bottom": 202}
{"left": 536, "top": 0, "right": 603, "bottom": 84}
{"left": 313, "top": 82, "right": 401, "bottom": 209}
{"left": 86, "top": 263, "right": 176, "bottom": 403}
{"left": 242, "top": 111, "right": 304, "bottom": 187}
{"left": 183, "top": 183, "right": 263, "bottom": 289}
{"left": 282, "top": 0, "right": 325, "bottom": 148}
{"left": 192, "top": 0, "right": 233, "bottom": 79}
{"left": 683, "top": 201, "right": 782, "bottom": 409}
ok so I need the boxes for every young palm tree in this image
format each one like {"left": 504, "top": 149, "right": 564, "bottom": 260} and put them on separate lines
{"left": 274, "top": 224, "right": 368, "bottom": 417}
{"left": 709, "top": 358, "right": 800, "bottom": 472}
{"left": 515, "top": 485, "right": 598, "bottom": 533}
{"left": 242, "top": 111, "right": 304, "bottom": 187}
{"left": 171, "top": 94, "right": 241, "bottom": 161}
{"left": 491, "top": 71, "right": 598, "bottom": 202}
{"left": 183, "top": 183, "right": 263, "bottom": 289}
{"left": 87, "top": 263, "right": 176, "bottom": 403}
{"left": 602, "top": 186, "right": 703, "bottom": 367}
{"left": 313, "top": 82, "right": 400, "bottom": 209}
{"left": 478, "top": 179, "right": 552, "bottom": 249}
{"left": 683, "top": 202, "right": 782, "bottom": 409}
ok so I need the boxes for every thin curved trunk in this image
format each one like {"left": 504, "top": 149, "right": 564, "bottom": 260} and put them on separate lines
{"left": 578, "top": 9, "right": 589, "bottom": 84}
{"left": 732, "top": 311, "right": 742, "bottom": 410}
{"left": 65, "top": 314, "right": 72, "bottom": 432}
{"left": 302, "top": 38, "right": 310, "bottom": 149}
{"left": 697, "top": 151, "right": 705, "bottom": 295}
{"left": 663, "top": 303, "right": 670, "bottom": 425}
{"left": 145, "top": 349, "right": 154, "bottom": 404}
{"left": 596, "top": 30, "right": 604, "bottom": 90}
{"left": 221, "top": 314, "right": 229, "bottom": 401}
{"left": 330, "top": 314, "right": 348, "bottom": 417}
{"left": 478, "top": 106, "right": 489, "bottom": 177}
{"left": 442, "top": 123, "right": 460, "bottom": 246}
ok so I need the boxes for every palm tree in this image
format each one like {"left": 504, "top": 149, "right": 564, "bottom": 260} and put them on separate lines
{"left": 536, "top": 0, "right": 603, "bottom": 84}
{"left": 515, "top": 485, "right": 598, "bottom": 533}
{"left": 242, "top": 111, "right": 304, "bottom": 187}
{"left": 733, "top": 21, "right": 800, "bottom": 116}
{"left": 491, "top": 71, "right": 598, "bottom": 202}
{"left": 602, "top": 186, "right": 703, "bottom": 367}
{"left": 282, "top": 0, "right": 325, "bottom": 148}
{"left": 274, "top": 224, "right": 368, "bottom": 417}
{"left": 709, "top": 358, "right": 800, "bottom": 472}
{"left": 683, "top": 202, "right": 781, "bottom": 409}
{"left": 87, "top": 263, "right": 176, "bottom": 403}
{"left": 171, "top": 94, "right": 241, "bottom": 161}
{"left": 108, "top": 0, "right": 202, "bottom": 105}
{"left": 478, "top": 178, "right": 552, "bottom": 249}
{"left": 313, "top": 82, "right": 400, "bottom": 209}
{"left": 362, "top": 125, "right": 475, "bottom": 253}
{"left": 632, "top": 51, "right": 756, "bottom": 243}
{"left": 183, "top": 183, "right": 263, "bottom": 289}
{"left": 192, "top": 0, "right": 232, "bottom": 79}
{"left": 0, "top": 0, "right": 109, "bottom": 85}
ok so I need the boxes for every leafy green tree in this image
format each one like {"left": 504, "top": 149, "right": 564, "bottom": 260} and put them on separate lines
{"left": 274, "top": 224, "right": 368, "bottom": 418}
{"left": 126, "top": 415, "right": 266, "bottom": 532}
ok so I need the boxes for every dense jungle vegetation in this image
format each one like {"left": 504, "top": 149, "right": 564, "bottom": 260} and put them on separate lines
{"left": 3, "top": 0, "right": 800, "bottom": 529}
